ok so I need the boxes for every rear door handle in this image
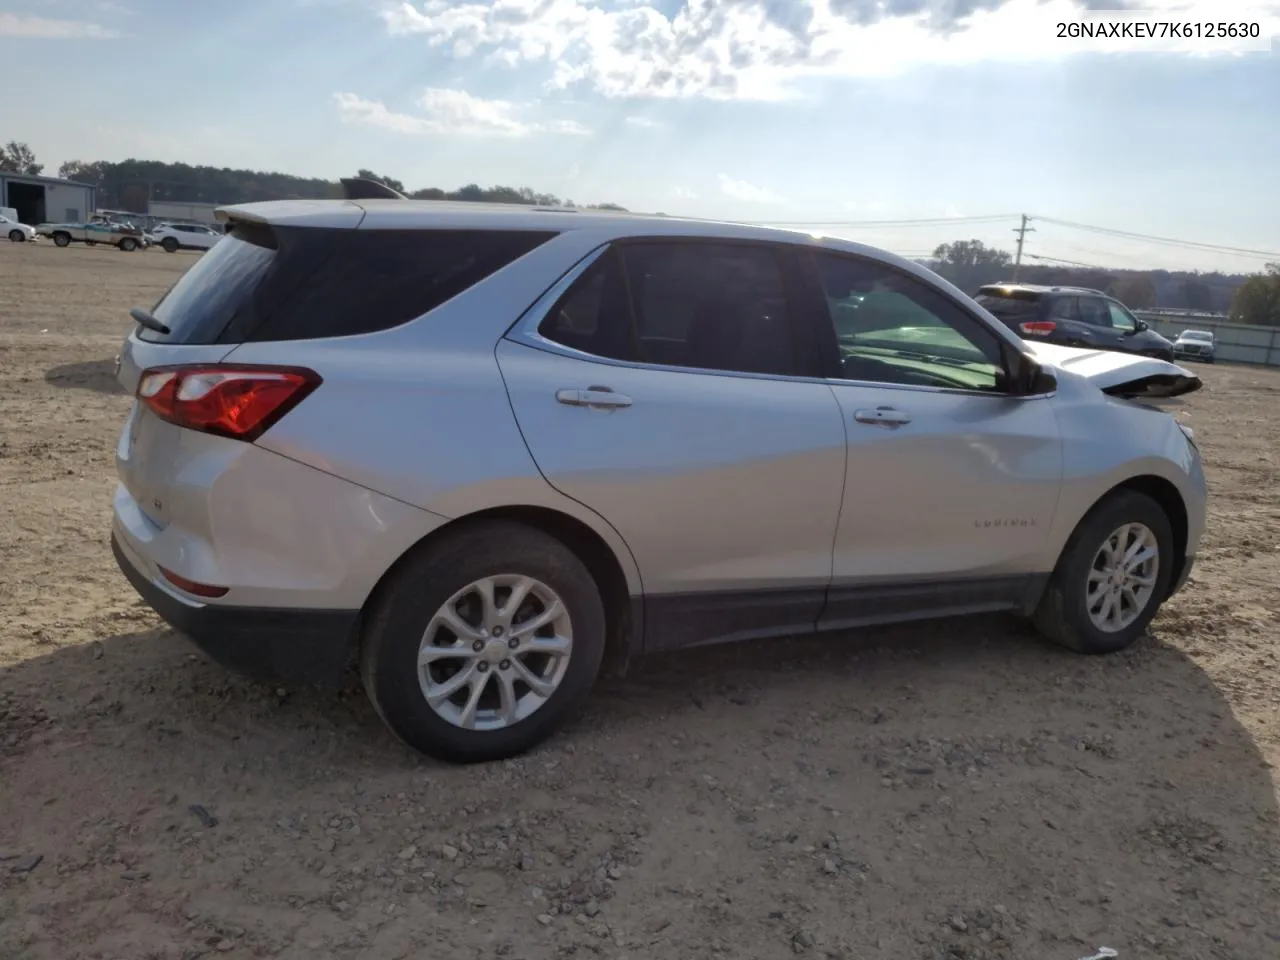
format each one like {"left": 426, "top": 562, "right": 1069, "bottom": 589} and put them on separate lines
{"left": 556, "top": 387, "right": 633, "bottom": 409}
{"left": 853, "top": 406, "right": 912, "bottom": 427}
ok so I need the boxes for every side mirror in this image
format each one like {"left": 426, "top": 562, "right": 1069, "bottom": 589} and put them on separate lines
{"left": 1008, "top": 351, "right": 1056, "bottom": 396}
{"left": 1134, "top": 319, "right": 1148, "bottom": 332}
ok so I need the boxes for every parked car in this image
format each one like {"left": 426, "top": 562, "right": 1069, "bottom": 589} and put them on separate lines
{"left": 37, "top": 216, "right": 146, "bottom": 251}
{"left": 0, "top": 213, "right": 37, "bottom": 242}
{"left": 973, "top": 283, "right": 1176, "bottom": 361}
{"left": 110, "top": 199, "right": 1206, "bottom": 763}
{"left": 148, "top": 222, "right": 224, "bottom": 253}
{"left": 1172, "top": 329, "right": 1216, "bottom": 363}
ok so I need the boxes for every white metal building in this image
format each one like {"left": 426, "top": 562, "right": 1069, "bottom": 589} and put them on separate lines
{"left": 0, "top": 173, "right": 96, "bottom": 225}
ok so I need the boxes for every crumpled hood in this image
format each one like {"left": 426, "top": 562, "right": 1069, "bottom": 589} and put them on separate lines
{"left": 1023, "top": 341, "right": 1202, "bottom": 399}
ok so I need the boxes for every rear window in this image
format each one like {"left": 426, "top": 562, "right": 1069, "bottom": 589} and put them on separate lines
{"left": 141, "top": 225, "right": 556, "bottom": 344}
{"left": 973, "top": 290, "right": 1041, "bottom": 322}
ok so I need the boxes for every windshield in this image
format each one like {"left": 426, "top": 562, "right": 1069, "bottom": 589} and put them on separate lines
{"left": 1181, "top": 330, "right": 1213, "bottom": 341}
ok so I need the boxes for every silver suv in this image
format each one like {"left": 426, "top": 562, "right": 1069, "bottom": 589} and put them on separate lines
{"left": 111, "top": 196, "right": 1206, "bottom": 763}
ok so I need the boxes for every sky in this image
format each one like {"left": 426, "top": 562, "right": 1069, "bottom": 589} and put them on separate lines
{"left": 1, "top": 0, "right": 1278, "bottom": 273}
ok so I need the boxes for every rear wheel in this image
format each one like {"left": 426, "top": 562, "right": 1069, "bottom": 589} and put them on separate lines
{"left": 8, "top": 229, "right": 24, "bottom": 242}
{"left": 360, "top": 520, "right": 606, "bottom": 763}
{"left": 52, "top": 232, "right": 71, "bottom": 248}
{"left": 1033, "top": 490, "right": 1174, "bottom": 654}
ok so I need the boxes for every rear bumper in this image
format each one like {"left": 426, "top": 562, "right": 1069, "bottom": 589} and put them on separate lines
{"left": 112, "top": 532, "right": 358, "bottom": 687}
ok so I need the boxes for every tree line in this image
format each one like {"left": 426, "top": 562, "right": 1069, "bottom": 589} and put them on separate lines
{"left": 48, "top": 157, "right": 626, "bottom": 215}
{"left": 5, "top": 141, "right": 1277, "bottom": 326}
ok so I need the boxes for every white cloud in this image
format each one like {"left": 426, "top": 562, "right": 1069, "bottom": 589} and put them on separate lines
{"left": 625, "top": 116, "right": 661, "bottom": 129}
{"left": 379, "top": 0, "right": 1280, "bottom": 101}
{"left": 718, "top": 174, "right": 783, "bottom": 204}
{"left": 0, "top": 13, "right": 121, "bottom": 38}
{"left": 333, "top": 88, "right": 590, "bottom": 137}
{"left": 672, "top": 185, "right": 699, "bottom": 199}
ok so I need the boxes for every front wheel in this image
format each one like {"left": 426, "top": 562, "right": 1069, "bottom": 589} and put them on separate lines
{"left": 360, "top": 520, "right": 607, "bottom": 763}
{"left": 161, "top": 237, "right": 179, "bottom": 253}
{"left": 8, "top": 229, "right": 25, "bottom": 243}
{"left": 118, "top": 237, "right": 139, "bottom": 252}
{"left": 1033, "top": 490, "right": 1175, "bottom": 654}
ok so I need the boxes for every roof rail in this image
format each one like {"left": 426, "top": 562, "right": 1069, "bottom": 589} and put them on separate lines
{"left": 340, "top": 177, "right": 408, "bottom": 201}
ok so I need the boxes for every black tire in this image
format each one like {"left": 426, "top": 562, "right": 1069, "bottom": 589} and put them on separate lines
{"left": 53, "top": 232, "right": 71, "bottom": 248}
{"left": 8, "top": 229, "right": 24, "bottom": 243}
{"left": 161, "top": 237, "right": 179, "bottom": 253}
{"left": 360, "top": 520, "right": 607, "bottom": 763}
{"left": 118, "top": 237, "right": 139, "bottom": 252}
{"left": 1033, "top": 490, "right": 1175, "bottom": 654}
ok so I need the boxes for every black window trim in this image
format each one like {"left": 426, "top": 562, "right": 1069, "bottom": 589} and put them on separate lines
{"left": 793, "top": 247, "right": 1042, "bottom": 399}
{"left": 509, "top": 236, "right": 828, "bottom": 383}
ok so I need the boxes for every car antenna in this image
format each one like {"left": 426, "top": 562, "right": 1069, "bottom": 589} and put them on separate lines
{"left": 130, "top": 307, "right": 171, "bottom": 336}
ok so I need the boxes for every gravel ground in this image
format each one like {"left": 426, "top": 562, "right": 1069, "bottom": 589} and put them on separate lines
{"left": 1, "top": 241, "right": 1279, "bottom": 960}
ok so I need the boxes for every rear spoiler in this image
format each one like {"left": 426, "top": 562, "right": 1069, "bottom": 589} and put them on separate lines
{"left": 340, "top": 177, "right": 407, "bottom": 201}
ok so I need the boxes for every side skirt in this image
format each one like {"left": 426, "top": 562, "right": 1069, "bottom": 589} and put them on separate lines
{"left": 639, "top": 575, "right": 1050, "bottom": 655}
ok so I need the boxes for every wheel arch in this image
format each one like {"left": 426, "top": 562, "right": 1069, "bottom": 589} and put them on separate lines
{"left": 358, "top": 504, "right": 642, "bottom": 677}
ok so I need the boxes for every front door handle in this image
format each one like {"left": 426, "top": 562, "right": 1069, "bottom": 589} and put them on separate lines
{"left": 556, "top": 386, "right": 633, "bottom": 409}
{"left": 853, "top": 406, "right": 912, "bottom": 427}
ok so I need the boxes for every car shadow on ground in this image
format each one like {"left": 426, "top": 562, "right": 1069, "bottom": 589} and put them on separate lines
{"left": 2, "top": 616, "right": 1277, "bottom": 959}
{"left": 43, "top": 358, "right": 124, "bottom": 395}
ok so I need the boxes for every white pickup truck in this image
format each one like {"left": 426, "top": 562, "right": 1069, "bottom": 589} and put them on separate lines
{"left": 36, "top": 215, "right": 147, "bottom": 251}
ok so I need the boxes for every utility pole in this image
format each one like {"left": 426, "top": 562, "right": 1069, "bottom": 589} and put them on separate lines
{"left": 1012, "top": 214, "right": 1035, "bottom": 281}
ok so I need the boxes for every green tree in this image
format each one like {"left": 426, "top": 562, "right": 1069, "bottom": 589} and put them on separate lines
{"left": 0, "top": 141, "right": 42, "bottom": 175}
{"left": 930, "top": 240, "right": 1014, "bottom": 292}
{"left": 58, "top": 160, "right": 107, "bottom": 186}
{"left": 1229, "top": 264, "right": 1280, "bottom": 326}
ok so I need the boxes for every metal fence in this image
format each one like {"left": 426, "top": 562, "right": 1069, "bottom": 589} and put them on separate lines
{"left": 1135, "top": 312, "right": 1280, "bottom": 368}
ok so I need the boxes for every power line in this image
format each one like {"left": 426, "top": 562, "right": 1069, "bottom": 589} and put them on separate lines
{"left": 752, "top": 214, "right": 1019, "bottom": 227}
{"left": 1034, "top": 216, "right": 1280, "bottom": 260}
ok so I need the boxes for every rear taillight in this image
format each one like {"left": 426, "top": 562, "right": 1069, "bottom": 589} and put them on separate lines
{"left": 1019, "top": 321, "right": 1057, "bottom": 336}
{"left": 137, "top": 365, "right": 321, "bottom": 442}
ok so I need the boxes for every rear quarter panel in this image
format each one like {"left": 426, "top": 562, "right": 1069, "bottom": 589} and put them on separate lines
{"left": 228, "top": 228, "right": 645, "bottom": 595}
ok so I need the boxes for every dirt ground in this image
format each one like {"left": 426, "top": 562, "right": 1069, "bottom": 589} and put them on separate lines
{"left": 1, "top": 240, "right": 1279, "bottom": 960}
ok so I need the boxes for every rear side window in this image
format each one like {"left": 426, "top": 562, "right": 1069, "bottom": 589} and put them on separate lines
{"left": 141, "top": 226, "right": 556, "bottom": 344}
{"left": 537, "top": 241, "right": 799, "bottom": 377}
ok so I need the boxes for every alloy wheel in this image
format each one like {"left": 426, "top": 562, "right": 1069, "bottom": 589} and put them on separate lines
{"left": 1086, "top": 522, "right": 1160, "bottom": 633}
{"left": 417, "top": 574, "right": 573, "bottom": 730}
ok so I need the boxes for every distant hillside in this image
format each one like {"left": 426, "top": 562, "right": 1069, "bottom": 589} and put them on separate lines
{"left": 55, "top": 159, "right": 625, "bottom": 213}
